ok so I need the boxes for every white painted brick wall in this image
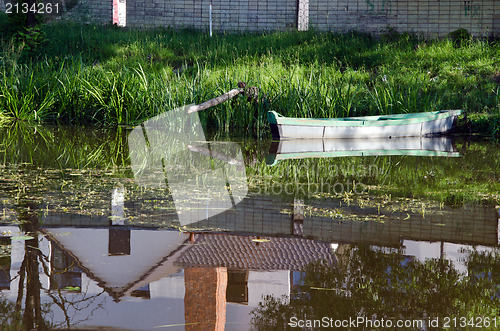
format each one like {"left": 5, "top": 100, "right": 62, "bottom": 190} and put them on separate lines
{"left": 54, "top": 0, "right": 500, "bottom": 37}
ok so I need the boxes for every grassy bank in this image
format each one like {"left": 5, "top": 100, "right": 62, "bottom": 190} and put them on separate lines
{"left": 1, "top": 21, "right": 500, "bottom": 135}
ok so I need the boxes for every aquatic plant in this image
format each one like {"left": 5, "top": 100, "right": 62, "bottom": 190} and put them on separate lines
{"left": 0, "top": 23, "right": 499, "bottom": 136}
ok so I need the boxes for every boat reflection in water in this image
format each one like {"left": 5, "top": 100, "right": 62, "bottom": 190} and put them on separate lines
{"left": 267, "top": 136, "right": 459, "bottom": 165}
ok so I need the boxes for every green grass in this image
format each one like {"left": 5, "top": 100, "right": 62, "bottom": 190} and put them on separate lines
{"left": 1, "top": 21, "right": 500, "bottom": 135}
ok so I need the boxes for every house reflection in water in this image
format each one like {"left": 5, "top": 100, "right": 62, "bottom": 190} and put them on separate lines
{"left": 0, "top": 200, "right": 497, "bottom": 329}
{"left": 178, "top": 233, "right": 336, "bottom": 330}
{"left": 0, "top": 223, "right": 336, "bottom": 329}
{"left": 50, "top": 244, "right": 83, "bottom": 292}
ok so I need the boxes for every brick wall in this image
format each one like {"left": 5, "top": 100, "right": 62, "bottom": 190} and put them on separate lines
{"left": 194, "top": 196, "right": 499, "bottom": 248}
{"left": 2, "top": 0, "right": 498, "bottom": 36}
{"left": 303, "top": 204, "right": 499, "bottom": 247}
{"left": 309, "top": 0, "right": 500, "bottom": 37}
{"left": 125, "top": 0, "right": 297, "bottom": 31}
{"left": 0, "top": 0, "right": 498, "bottom": 36}
{"left": 184, "top": 267, "right": 227, "bottom": 331}
{"left": 40, "top": 196, "right": 498, "bottom": 248}
{"left": 67, "top": 0, "right": 112, "bottom": 23}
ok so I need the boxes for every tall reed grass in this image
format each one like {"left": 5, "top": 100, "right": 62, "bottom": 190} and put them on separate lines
{"left": 1, "top": 23, "right": 499, "bottom": 135}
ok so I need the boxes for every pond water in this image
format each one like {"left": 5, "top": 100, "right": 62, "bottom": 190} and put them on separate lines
{"left": 0, "top": 119, "right": 499, "bottom": 330}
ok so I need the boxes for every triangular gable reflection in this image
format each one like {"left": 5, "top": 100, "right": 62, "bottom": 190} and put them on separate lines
{"left": 42, "top": 228, "right": 191, "bottom": 301}
{"left": 128, "top": 105, "right": 248, "bottom": 226}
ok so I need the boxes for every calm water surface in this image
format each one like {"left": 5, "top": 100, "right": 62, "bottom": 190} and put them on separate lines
{"left": 0, "top": 121, "right": 498, "bottom": 330}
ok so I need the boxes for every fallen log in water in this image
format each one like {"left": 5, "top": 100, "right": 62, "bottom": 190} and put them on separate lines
{"left": 186, "top": 81, "right": 259, "bottom": 114}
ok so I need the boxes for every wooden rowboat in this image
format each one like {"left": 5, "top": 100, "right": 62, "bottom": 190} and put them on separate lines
{"left": 267, "top": 110, "right": 463, "bottom": 140}
{"left": 266, "top": 137, "right": 459, "bottom": 166}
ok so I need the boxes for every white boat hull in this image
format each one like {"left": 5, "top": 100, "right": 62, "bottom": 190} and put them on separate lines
{"left": 275, "top": 116, "right": 457, "bottom": 139}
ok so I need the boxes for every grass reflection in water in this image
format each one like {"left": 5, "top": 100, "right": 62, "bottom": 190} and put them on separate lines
{"left": 0, "top": 123, "right": 499, "bottom": 226}
{"left": 251, "top": 245, "right": 500, "bottom": 330}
